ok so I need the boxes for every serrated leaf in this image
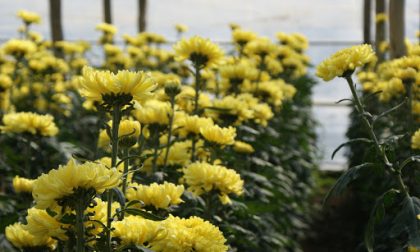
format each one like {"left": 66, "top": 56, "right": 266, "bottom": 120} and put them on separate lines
{"left": 365, "top": 189, "right": 399, "bottom": 252}
{"left": 331, "top": 138, "right": 373, "bottom": 160}
{"left": 123, "top": 208, "right": 164, "bottom": 221}
{"left": 323, "top": 163, "right": 374, "bottom": 205}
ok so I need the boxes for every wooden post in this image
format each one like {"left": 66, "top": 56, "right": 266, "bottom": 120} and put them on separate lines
{"left": 138, "top": 0, "right": 147, "bottom": 32}
{"left": 375, "top": 0, "right": 386, "bottom": 62}
{"left": 363, "top": 0, "right": 372, "bottom": 44}
{"left": 389, "top": 0, "right": 406, "bottom": 58}
{"left": 104, "top": 0, "right": 112, "bottom": 24}
{"left": 49, "top": 0, "right": 63, "bottom": 42}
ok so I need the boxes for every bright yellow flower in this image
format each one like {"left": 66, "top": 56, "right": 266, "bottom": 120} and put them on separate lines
{"left": 233, "top": 141, "right": 255, "bottom": 154}
{"left": 85, "top": 198, "right": 120, "bottom": 236}
{"left": 96, "top": 23, "right": 117, "bottom": 34}
{"left": 244, "top": 37, "right": 276, "bottom": 58}
{"left": 25, "top": 208, "right": 67, "bottom": 242}
{"left": 32, "top": 159, "right": 121, "bottom": 209}
{"left": 181, "top": 162, "right": 244, "bottom": 204}
{"left": 12, "top": 176, "right": 34, "bottom": 193}
{"left": 17, "top": 10, "right": 41, "bottom": 24}
{"left": 126, "top": 182, "right": 184, "bottom": 209}
{"left": 79, "top": 66, "right": 156, "bottom": 105}
{"left": 98, "top": 119, "right": 141, "bottom": 148}
{"left": 150, "top": 215, "right": 228, "bottom": 252}
{"left": 175, "top": 24, "right": 189, "bottom": 33}
{"left": 113, "top": 215, "right": 163, "bottom": 246}
{"left": 209, "top": 95, "right": 254, "bottom": 125}
{"left": 1, "top": 112, "right": 58, "bottom": 137}
{"left": 200, "top": 125, "right": 236, "bottom": 145}
{"left": 252, "top": 103, "right": 274, "bottom": 126}
{"left": 411, "top": 129, "right": 420, "bottom": 150}
{"left": 375, "top": 13, "right": 388, "bottom": 23}
{"left": 232, "top": 29, "right": 257, "bottom": 47}
{"left": 6, "top": 223, "right": 55, "bottom": 249}
{"left": 2, "top": 39, "right": 37, "bottom": 57}
{"left": 176, "top": 115, "right": 214, "bottom": 137}
{"left": 0, "top": 74, "right": 12, "bottom": 90}
{"left": 316, "top": 44, "right": 376, "bottom": 81}
{"left": 133, "top": 99, "right": 171, "bottom": 125}
{"left": 173, "top": 36, "right": 224, "bottom": 68}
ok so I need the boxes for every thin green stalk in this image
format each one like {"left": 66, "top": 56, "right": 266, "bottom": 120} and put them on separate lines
{"left": 162, "top": 96, "right": 176, "bottom": 170}
{"left": 193, "top": 63, "right": 201, "bottom": 116}
{"left": 75, "top": 201, "right": 86, "bottom": 252}
{"left": 120, "top": 147, "right": 130, "bottom": 219}
{"left": 345, "top": 76, "right": 409, "bottom": 196}
{"left": 151, "top": 126, "right": 160, "bottom": 174}
{"left": 24, "top": 137, "right": 31, "bottom": 178}
{"left": 406, "top": 81, "right": 414, "bottom": 136}
{"left": 255, "top": 55, "right": 266, "bottom": 92}
{"left": 106, "top": 104, "right": 122, "bottom": 251}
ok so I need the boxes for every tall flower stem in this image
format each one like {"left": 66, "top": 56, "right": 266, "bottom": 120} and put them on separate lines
{"left": 75, "top": 200, "right": 86, "bottom": 252}
{"left": 162, "top": 96, "right": 176, "bottom": 170}
{"left": 120, "top": 147, "right": 130, "bottom": 219}
{"left": 191, "top": 62, "right": 202, "bottom": 162}
{"left": 405, "top": 81, "right": 414, "bottom": 136}
{"left": 151, "top": 126, "right": 160, "bottom": 174}
{"left": 345, "top": 76, "right": 409, "bottom": 196}
{"left": 106, "top": 103, "right": 122, "bottom": 251}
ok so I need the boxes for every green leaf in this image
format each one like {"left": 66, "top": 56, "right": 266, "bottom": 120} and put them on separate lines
{"left": 398, "top": 155, "right": 420, "bottom": 172}
{"left": 365, "top": 189, "right": 399, "bottom": 252}
{"left": 111, "top": 188, "right": 126, "bottom": 208}
{"left": 323, "top": 163, "right": 374, "bottom": 205}
{"left": 331, "top": 138, "right": 373, "bottom": 160}
{"left": 123, "top": 208, "right": 164, "bottom": 221}
{"left": 372, "top": 98, "right": 407, "bottom": 125}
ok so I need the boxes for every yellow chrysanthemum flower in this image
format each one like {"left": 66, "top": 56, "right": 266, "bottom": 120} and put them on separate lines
{"left": 232, "top": 29, "right": 257, "bottom": 47}
{"left": 113, "top": 215, "right": 163, "bottom": 247}
{"left": 78, "top": 66, "right": 156, "bottom": 105}
{"left": 17, "top": 10, "right": 41, "bottom": 24}
{"left": 1, "top": 112, "right": 59, "bottom": 137}
{"left": 176, "top": 115, "right": 214, "bottom": 137}
{"left": 2, "top": 39, "right": 37, "bottom": 57}
{"left": 12, "top": 176, "right": 34, "bottom": 193}
{"left": 252, "top": 103, "right": 274, "bottom": 126}
{"left": 244, "top": 37, "right": 276, "bottom": 58}
{"left": 181, "top": 162, "right": 244, "bottom": 204}
{"left": 375, "top": 13, "right": 388, "bottom": 23}
{"left": 316, "top": 44, "right": 376, "bottom": 81}
{"left": 233, "top": 141, "right": 255, "bottom": 154}
{"left": 25, "top": 208, "right": 68, "bottom": 242}
{"left": 6, "top": 223, "right": 55, "bottom": 249}
{"left": 126, "top": 182, "right": 184, "bottom": 209}
{"left": 173, "top": 36, "right": 224, "bottom": 68}
{"left": 85, "top": 198, "right": 120, "bottom": 236}
{"left": 209, "top": 95, "right": 254, "bottom": 125}
{"left": 175, "top": 24, "right": 189, "bottom": 33}
{"left": 0, "top": 74, "right": 12, "bottom": 91}
{"left": 98, "top": 119, "right": 141, "bottom": 148}
{"left": 133, "top": 99, "right": 171, "bottom": 125}
{"left": 200, "top": 125, "right": 236, "bottom": 145}
{"left": 96, "top": 22, "right": 117, "bottom": 34}
{"left": 411, "top": 129, "right": 420, "bottom": 150}
{"left": 32, "top": 159, "right": 121, "bottom": 209}
{"left": 150, "top": 215, "right": 228, "bottom": 252}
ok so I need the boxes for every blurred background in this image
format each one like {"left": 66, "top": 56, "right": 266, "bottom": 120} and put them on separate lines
{"left": 0, "top": 0, "right": 419, "bottom": 170}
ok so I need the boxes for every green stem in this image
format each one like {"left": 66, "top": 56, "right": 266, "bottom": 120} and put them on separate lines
{"left": 121, "top": 147, "right": 130, "bottom": 219}
{"left": 106, "top": 103, "right": 122, "bottom": 251}
{"left": 162, "top": 96, "right": 175, "bottom": 170}
{"left": 345, "top": 76, "right": 409, "bottom": 196}
{"left": 406, "top": 81, "right": 413, "bottom": 136}
{"left": 151, "top": 126, "right": 160, "bottom": 174}
{"left": 75, "top": 200, "right": 86, "bottom": 252}
{"left": 193, "top": 64, "right": 201, "bottom": 116}
{"left": 24, "top": 137, "right": 31, "bottom": 178}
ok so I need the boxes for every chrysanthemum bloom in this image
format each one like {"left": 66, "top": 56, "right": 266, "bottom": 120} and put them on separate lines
{"left": 85, "top": 198, "right": 120, "bottom": 236}
{"left": 375, "top": 13, "right": 388, "bottom": 23}
{"left": 411, "top": 129, "right": 420, "bottom": 150}
{"left": 25, "top": 208, "right": 68, "bottom": 242}
{"left": 5, "top": 223, "right": 55, "bottom": 249}
{"left": 316, "top": 44, "right": 376, "bottom": 81}
{"left": 176, "top": 115, "right": 214, "bottom": 137}
{"left": 2, "top": 39, "right": 37, "bottom": 57}
{"left": 175, "top": 24, "right": 188, "bottom": 33}
{"left": 150, "top": 215, "right": 228, "bottom": 252}
{"left": 132, "top": 99, "right": 171, "bottom": 125}
{"left": 17, "top": 10, "right": 41, "bottom": 24}
{"left": 32, "top": 159, "right": 121, "bottom": 209}
{"left": 96, "top": 23, "right": 117, "bottom": 35}
{"left": 244, "top": 37, "right": 276, "bottom": 58}
{"left": 173, "top": 36, "right": 224, "bottom": 69}
{"left": 232, "top": 29, "right": 257, "bottom": 48}
{"left": 252, "top": 103, "right": 274, "bottom": 126}
{"left": 126, "top": 182, "right": 184, "bottom": 209}
{"left": 200, "top": 125, "right": 236, "bottom": 146}
{"left": 0, "top": 74, "right": 12, "bottom": 92}
{"left": 181, "top": 162, "right": 244, "bottom": 204}
{"left": 113, "top": 215, "right": 163, "bottom": 247}
{"left": 78, "top": 66, "right": 156, "bottom": 107}
{"left": 12, "top": 176, "right": 34, "bottom": 193}
{"left": 233, "top": 141, "right": 255, "bottom": 154}
{"left": 98, "top": 119, "right": 141, "bottom": 148}
{"left": 1, "top": 112, "right": 59, "bottom": 137}
{"left": 219, "top": 62, "right": 258, "bottom": 92}
{"left": 209, "top": 95, "right": 254, "bottom": 125}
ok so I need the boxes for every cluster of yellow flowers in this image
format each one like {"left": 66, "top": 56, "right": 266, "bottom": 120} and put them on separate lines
{"left": 1, "top": 10, "right": 311, "bottom": 251}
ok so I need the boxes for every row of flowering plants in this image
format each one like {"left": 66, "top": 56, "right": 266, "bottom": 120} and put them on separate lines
{"left": 0, "top": 10, "right": 318, "bottom": 251}
{"left": 317, "top": 33, "right": 420, "bottom": 251}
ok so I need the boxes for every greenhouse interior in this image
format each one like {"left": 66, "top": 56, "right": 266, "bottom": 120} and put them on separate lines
{"left": 0, "top": 0, "right": 419, "bottom": 251}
